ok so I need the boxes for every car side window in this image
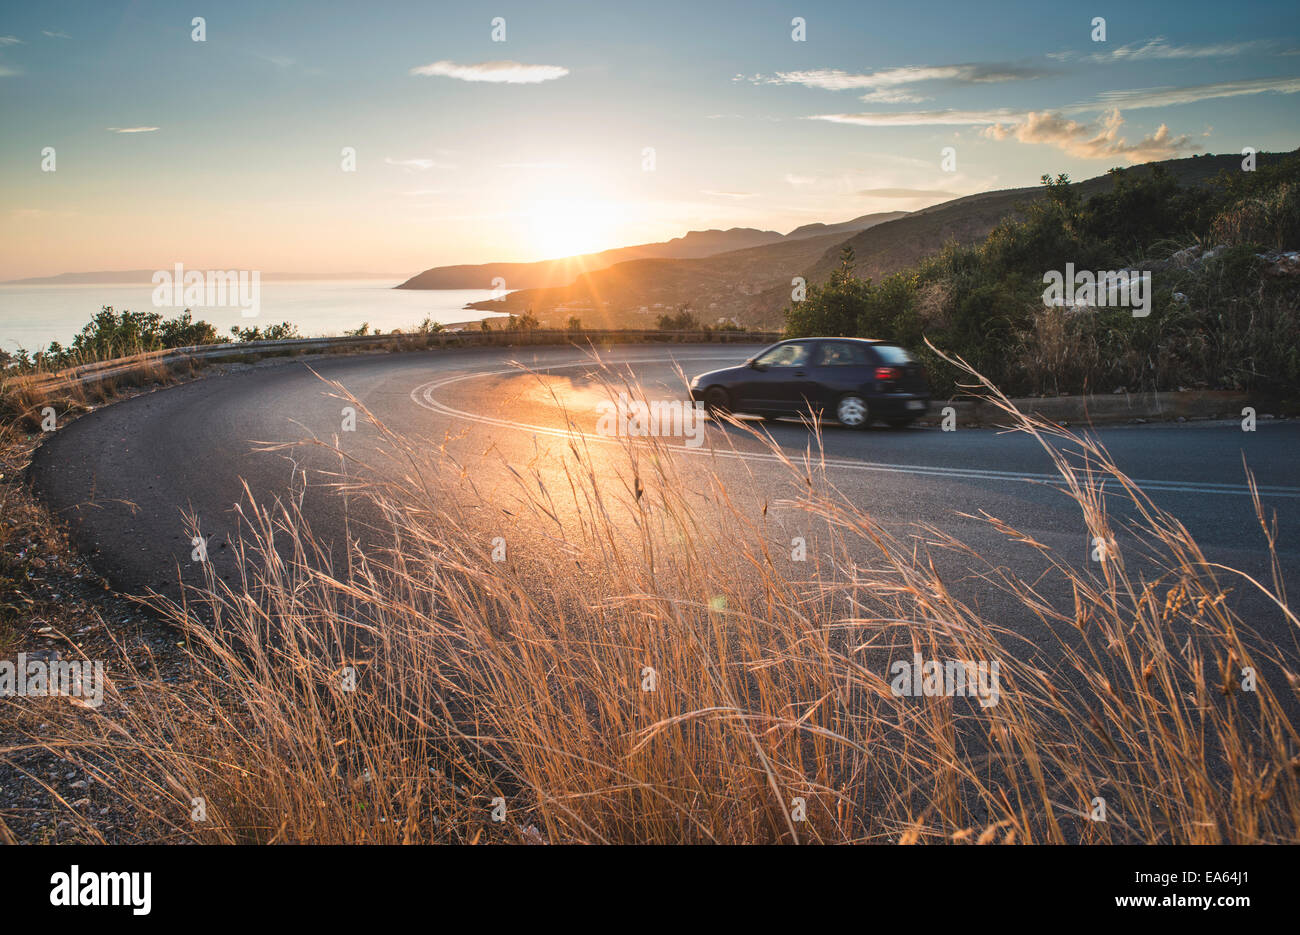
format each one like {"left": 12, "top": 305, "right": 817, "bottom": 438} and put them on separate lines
{"left": 817, "top": 342, "right": 865, "bottom": 366}
{"left": 756, "top": 342, "right": 810, "bottom": 367}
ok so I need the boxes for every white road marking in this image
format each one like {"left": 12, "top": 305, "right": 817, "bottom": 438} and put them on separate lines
{"left": 409, "top": 356, "right": 1300, "bottom": 500}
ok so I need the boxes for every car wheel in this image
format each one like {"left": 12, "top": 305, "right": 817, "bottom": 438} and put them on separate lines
{"left": 703, "top": 386, "right": 731, "bottom": 415}
{"left": 886, "top": 417, "right": 914, "bottom": 429}
{"left": 836, "top": 394, "right": 869, "bottom": 429}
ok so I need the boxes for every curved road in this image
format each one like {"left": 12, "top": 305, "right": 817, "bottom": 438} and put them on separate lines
{"left": 30, "top": 343, "right": 1300, "bottom": 645}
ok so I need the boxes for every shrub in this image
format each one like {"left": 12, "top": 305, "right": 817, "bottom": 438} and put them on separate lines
{"left": 230, "top": 322, "right": 302, "bottom": 342}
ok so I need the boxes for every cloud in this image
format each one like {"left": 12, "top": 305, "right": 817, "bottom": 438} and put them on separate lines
{"left": 784, "top": 174, "right": 816, "bottom": 186}
{"left": 106, "top": 126, "right": 160, "bottom": 133}
{"left": 409, "top": 60, "right": 568, "bottom": 84}
{"left": 857, "top": 187, "right": 956, "bottom": 199}
{"left": 0, "top": 36, "right": 22, "bottom": 46}
{"left": 761, "top": 62, "right": 1047, "bottom": 99}
{"left": 1057, "top": 37, "right": 1271, "bottom": 63}
{"left": 384, "top": 157, "right": 454, "bottom": 170}
{"left": 809, "top": 108, "right": 1018, "bottom": 126}
{"left": 1074, "top": 76, "right": 1300, "bottom": 111}
{"left": 0, "top": 65, "right": 20, "bottom": 77}
{"left": 42, "top": 30, "right": 70, "bottom": 39}
{"left": 810, "top": 76, "right": 1300, "bottom": 136}
{"left": 857, "top": 87, "right": 934, "bottom": 104}
{"left": 702, "top": 190, "right": 756, "bottom": 199}
{"left": 983, "top": 109, "right": 1199, "bottom": 162}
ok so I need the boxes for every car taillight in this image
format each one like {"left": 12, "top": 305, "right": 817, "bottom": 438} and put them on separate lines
{"left": 875, "top": 366, "right": 901, "bottom": 381}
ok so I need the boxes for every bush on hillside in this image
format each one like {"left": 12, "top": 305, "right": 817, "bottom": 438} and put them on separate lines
{"left": 7, "top": 307, "right": 221, "bottom": 372}
{"left": 784, "top": 155, "right": 1300, "bottom": 401}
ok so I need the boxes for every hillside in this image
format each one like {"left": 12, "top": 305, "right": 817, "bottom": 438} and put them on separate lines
{"left": 464, "top": 231, "right": 852, "bottom": 328}
{"left": 784, "top": 148, "right": 1300, "bottom": 400}
{"left": 396, "top": 212, "right": 906, "bottom": 291}
{"left": 746, "top": 151, "right": 1289, "bottom": 326}
{"left": 473, "top": 151, "right": 1292, "bottom": 329}
{"left": 824, "top": 151, "right": 1279, "bottom": 286}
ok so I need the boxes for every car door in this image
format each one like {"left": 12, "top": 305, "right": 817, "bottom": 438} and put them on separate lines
{"left": 808, "top": 340, "right": 868, "bottom": 408}
{"left": 748, "top": 340, "right": 815, "bottom": 412}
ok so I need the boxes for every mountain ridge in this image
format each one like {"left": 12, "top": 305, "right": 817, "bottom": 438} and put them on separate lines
{"left": 395, "top": 212, "right": 908, "bottom": 291}
{"left": 466, "top": 151, "right": 1295, "bottom": 329}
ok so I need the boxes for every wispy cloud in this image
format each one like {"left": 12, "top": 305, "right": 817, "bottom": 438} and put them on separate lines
{"left": 755, "top": 62, "right": 1047, "bottom": 103}
{"left": 809, "top": 108, "right": 1017, "bottom": 126}
{"left": 702, "top": 190, "right": 756, "bottom": 199}
{"left": 1055, "top": 37, "right": 1272, "bottom": 63}
{"left": 0, "top": 65, "right": 20, "bottom": 77}
{"left": 811, "top": 76, "right": 1300, "bottom": 135}
{"left": 42, "top": 29, "right": 71, "bottom": 39}
{"left": 384, "top": 157, "right": 454, "bottom": 170}
{"left": 497, "top": 161, "right": 567, "bottom": 169}
{"left": 252, "top": 53, "right": 323, "bottom": 75}
{"left": 1073, "top": 76, "right": 1300, "bottom": 111}
{"left": 106, "top": 126, "right": 160, "bottom": 133}
{"left": 0, "top": 35, "right": 22, "bottom": 46}
{"left": 409, "top": 60, "right": 568, "bottom": 84}
{"left": 983, "top": 109, "right": 1199, "bottom": 162}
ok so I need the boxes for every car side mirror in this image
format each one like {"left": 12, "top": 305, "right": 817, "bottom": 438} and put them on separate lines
{"left": 749, "top": 359, "right": 765, "bottom": 371}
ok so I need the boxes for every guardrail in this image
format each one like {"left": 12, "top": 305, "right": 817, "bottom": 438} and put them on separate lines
{"left": 7, "top": 329, "right": 783, "bottom": 392}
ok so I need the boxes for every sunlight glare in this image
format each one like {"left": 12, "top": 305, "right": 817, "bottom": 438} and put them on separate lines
{"left": 527, "top": 198, "right": 618, "bottom": 259}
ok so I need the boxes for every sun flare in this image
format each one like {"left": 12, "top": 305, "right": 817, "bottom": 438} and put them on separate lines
{"left": 527, "top": 198, "right": 618, "bottom": 259}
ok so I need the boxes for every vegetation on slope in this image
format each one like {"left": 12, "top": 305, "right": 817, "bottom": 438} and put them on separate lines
{"left": 786, "top": 156, "right": 1300, "bottom": 402}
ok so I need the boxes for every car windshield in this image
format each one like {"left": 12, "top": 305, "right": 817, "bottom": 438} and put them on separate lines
{"left": 873, "top": 345, "right": 913, "bottom": 364}
{"left": 756, "top": 343, "right": 810, "bottom": 367}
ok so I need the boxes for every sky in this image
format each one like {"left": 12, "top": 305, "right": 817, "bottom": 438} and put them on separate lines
{"left": 0, "top": 0, "right": 1298, "bottom": 279}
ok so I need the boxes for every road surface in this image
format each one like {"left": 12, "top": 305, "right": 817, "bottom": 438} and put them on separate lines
{"left": 30, "top": 344, "right": 1300, "bottom": 649}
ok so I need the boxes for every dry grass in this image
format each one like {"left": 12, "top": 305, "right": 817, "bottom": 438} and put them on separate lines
{"left": 0, "top": 355, "right": 187, "bottom": 432}
{"left": 1211, "top": 182, "right": 1299, "bottom": 250}
{"left": 4, "top": 353, "right": 1298, "bottom": 844}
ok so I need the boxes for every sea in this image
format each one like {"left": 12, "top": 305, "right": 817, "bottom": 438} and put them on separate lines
{"left": 0, "top": 280, "right": 511, "bottom": 353}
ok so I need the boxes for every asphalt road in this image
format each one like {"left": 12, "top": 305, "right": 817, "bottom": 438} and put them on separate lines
{"left": 29, "top": 343, "right": 1300, "bottom": 648}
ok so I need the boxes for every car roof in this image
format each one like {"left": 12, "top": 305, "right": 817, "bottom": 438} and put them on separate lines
{"left": 782, "top": 336, "right": 887, "bottom": 344}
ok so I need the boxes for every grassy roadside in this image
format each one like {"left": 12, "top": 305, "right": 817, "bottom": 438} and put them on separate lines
{"left": 0, "top": 405, "right": 197, "bottom": 844}
{"left": 2, "top": 353, "right": 1297, "bottom": 844}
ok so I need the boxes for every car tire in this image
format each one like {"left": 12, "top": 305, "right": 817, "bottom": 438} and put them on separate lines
{"left": 703, "top": 386, "right": 731, "bottom": 415}
{"left": 836, "top": 394, "right": 870, "bottom": 429}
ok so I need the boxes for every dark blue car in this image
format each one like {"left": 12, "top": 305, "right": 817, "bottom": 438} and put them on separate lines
{"left": 688, "top": 337, "right": 930, "bottom": 429}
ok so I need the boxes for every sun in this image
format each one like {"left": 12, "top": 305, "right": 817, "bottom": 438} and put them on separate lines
{"left": 527, "top": 198, "right": 618, "bottom": 259}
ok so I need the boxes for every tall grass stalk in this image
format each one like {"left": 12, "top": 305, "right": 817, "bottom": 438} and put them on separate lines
{"left": 5, "top": 355, "right": 1297, "bottom": 844}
